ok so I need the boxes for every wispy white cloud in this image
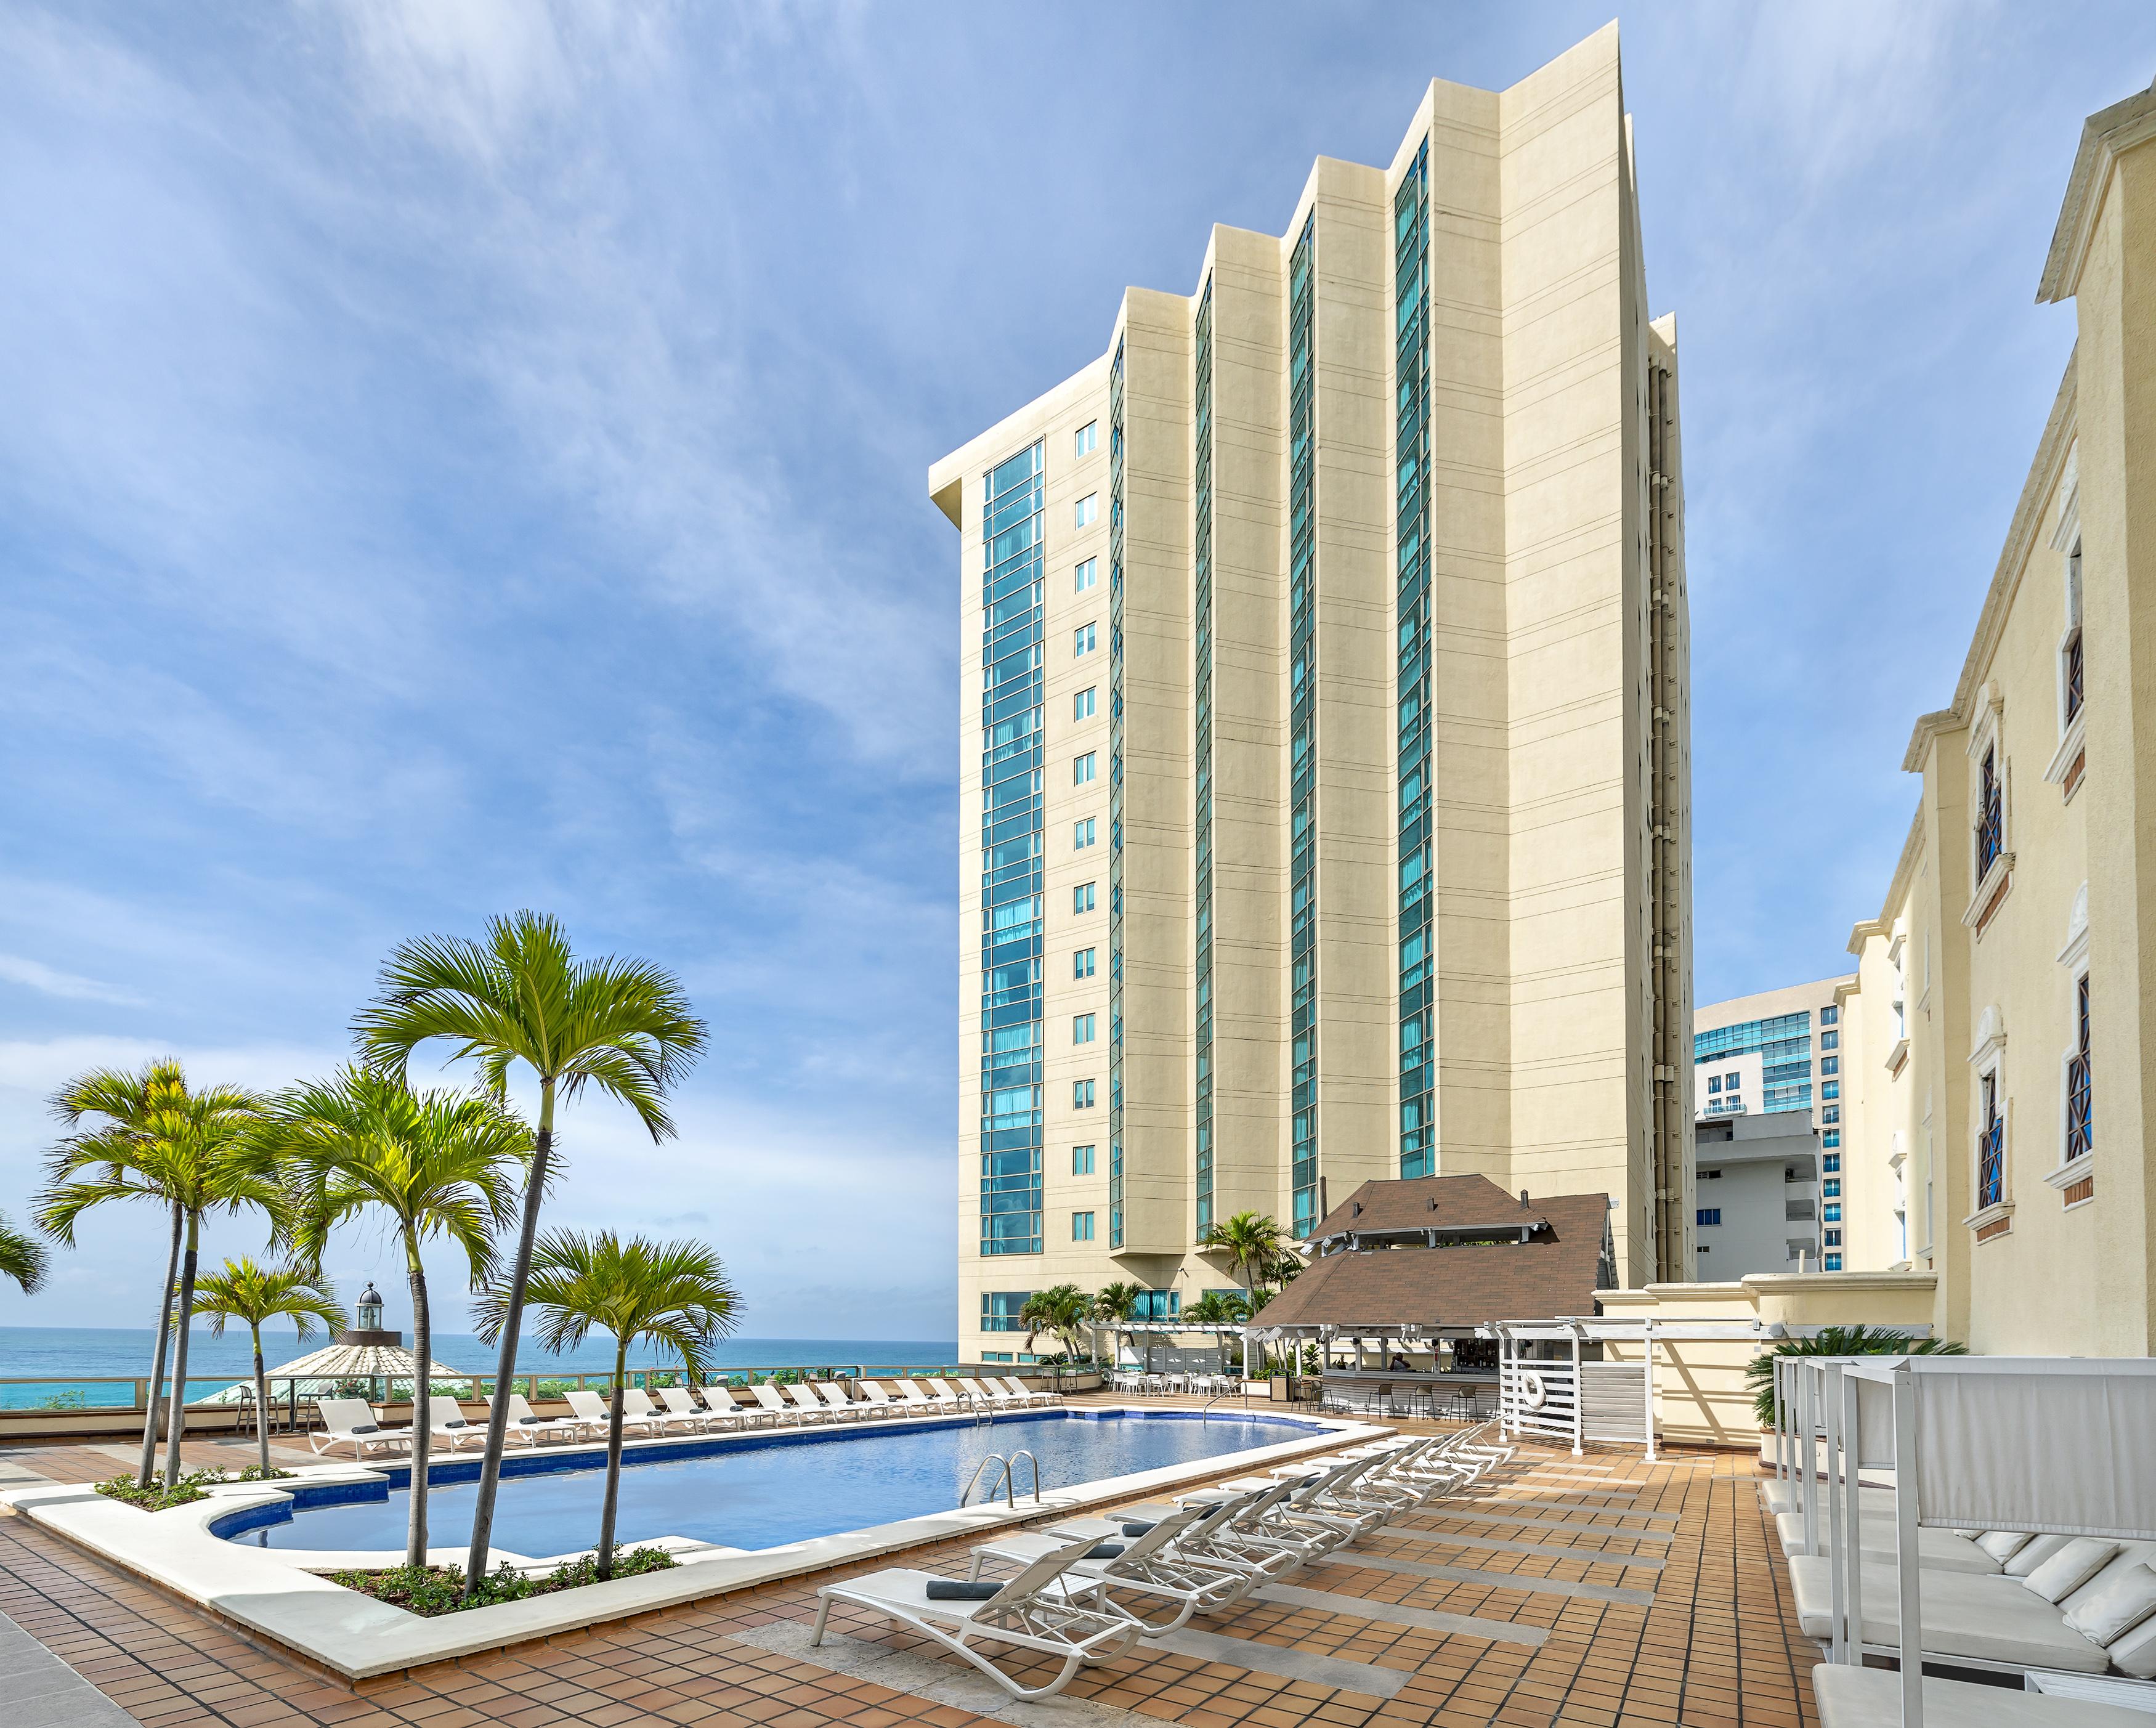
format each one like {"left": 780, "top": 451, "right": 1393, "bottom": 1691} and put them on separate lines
{"left": 0, "top": 957, "right": 144, "bottom": 1008}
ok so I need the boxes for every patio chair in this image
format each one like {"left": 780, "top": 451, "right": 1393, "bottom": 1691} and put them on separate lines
{"left": 968, "top": 1504, "right": 1254, "bottom": 1634}
{"left": 1000, "top": 1374, "right": 1056, "bottom": 1407}
{"left": 488, "top": 1391, "right": 590, "bottom": 1445}
{"left": 812, "top": 1535, "right": 1144, "bottom": 1703}
{"left": 971, "top": 1379, "right": 1029, "bottom": 1411}
{"left": 809, "top": 1380, "right": 871, "bottom": 1421}
{"left": 424, "top": 1395, "right": 488, "bottom": 1452}
{"left": 309, "top": 1396, "right": 410, "bottom": 1460}
{"left": 928, "top": 1376, "right": 983, "bottom": 1410}
{"left": 694, "top": 1384, "right": 766, "bottom": 1428}
{"left": 867, "top": 1380, "right": 938, "bottom": 1417}
{"left": 565, "top": 1387, "right": 670, "bottom": 1438}
{"left": 783, "top": 1383, "right": 840, "bottom": 1424}
{"left": 747, "top": 1382, "right": 808, "bottom": 1425}
{"left": 657, "top": 1385, "right": 738, "bottom": 1432}
{"left": 620, "top": 1386, "right": 699, "bottom": 1433}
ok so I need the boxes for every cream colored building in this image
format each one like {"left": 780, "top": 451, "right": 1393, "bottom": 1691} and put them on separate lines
{"left": 1838, "top": 79, "right": 2156, "bottom": 1357}
{"left": 929, "top": 26, "right": 1693, "bottom": 1360}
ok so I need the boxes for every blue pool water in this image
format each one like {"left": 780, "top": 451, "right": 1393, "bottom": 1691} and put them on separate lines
{"left": 216, "top": 1410, "right": 1319, "bottom": 1558}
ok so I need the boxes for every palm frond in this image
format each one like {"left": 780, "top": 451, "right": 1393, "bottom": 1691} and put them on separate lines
{"left": 0, "top": 1211, "right": 50, "bottom": 1295}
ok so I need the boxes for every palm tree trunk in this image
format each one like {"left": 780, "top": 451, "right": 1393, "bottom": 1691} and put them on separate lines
{"left": 462, "top": 1082, "right": 553, "bottom": 1595}
{"left": 251, "top": 1326, "right": 270, "bottom": 1477}
{"left": 405, "top": 1243, "right": 432, "bottom": 1570}
{"left": 163, "top": 1211, "right": 201, "bottom": 1485}
{"left": 598, "top": 1341, "right": 626, "bottom": 1580}
{"left": 137, "top": 1202, "right": 182, "bottom": 1488}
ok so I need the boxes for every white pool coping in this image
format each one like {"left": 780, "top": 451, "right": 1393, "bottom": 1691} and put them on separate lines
{"left": 3, "top": 1403, "right": 1382, "bottom": 1682}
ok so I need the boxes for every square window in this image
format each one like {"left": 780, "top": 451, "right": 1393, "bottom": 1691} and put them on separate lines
{"left": 1074, "top": 623, "right": 1096, "bottom": 657}
{"left": 1074, "top": 817, "right": 1096, "bottom": 850}
{"left": 1822, "top": 1030, "right": 1839, "bottom": 1050}
{"left": 1072, "top": 1211, "right": 1096, "bottom": 1241}
{"left": 1823, "top": 1178, "right": 1841, "bottom": 1198}
{"left": 1824, "top": 1228, "right": 1843, "bottom": 1248}
{"left": 1074, "top": 493, "right": 1097, "bottom": 529}
{"left": 1072, "top": 1145, "right": 1095, "bottom": 1175}
{"left": 1824, "top": 1253, "right": 1843, "bottom": 1271}
{"left": 1075, "top": 686, "right": 1096, "bottom": 720}
{"left": 1073, "top": 1013, "right": 1096, "bottom": 1044}
{"left": 1823, "top": 1153, "right": 1841, "bottom": 1172}
{"left": 1823, "top": 1129, "right": 1841, "bottom": 1148}
{"left": 1823, "top": 1203, "right": 1842, "bottom": 1222}
{"left": 1725, "top": 1071, "right": 1741, "bottom": 1090}
{"left": 1074, "top": 421, "right": 1097, "bottom": 458}
{"left": 1821, "top": 1056, "right": 1839, "bottom": 1076}
{"left": 1074, "top": 556, "right": 1098, "bottom": 593}
{"left": 1823, "top": 1106, "right": 1840, "bottom": 1125}
{"left": 1073, "top": 1078, "right": 1095, "bottom": 1108}
{"left": 1074, "top": 882, "right": 1095, "bottom": 914}
{"left": 1708, "top": 1076, "right": 1721, "bottom": 1095}
{"left": 1074, "top": 947, "right": 1095, "bottom": 979}
{"left": 1074, "top": 752, "right": 1096, "bottom": 784}
{"left": 1821, "top": 1006, "right": 1839, "bottom": 1026}
{"left": 1823, "top": 1081, "right": 1840, "bottom": 1100}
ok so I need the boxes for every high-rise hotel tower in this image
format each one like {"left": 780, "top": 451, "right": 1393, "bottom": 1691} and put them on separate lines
{"left": 931, "top": 26, "right": 1693, "bottom": 1359}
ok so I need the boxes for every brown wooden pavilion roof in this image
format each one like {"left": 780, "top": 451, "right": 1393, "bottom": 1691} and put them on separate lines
{"left": 1258, "top": 1180, "right": 1615, "bottom": 1335}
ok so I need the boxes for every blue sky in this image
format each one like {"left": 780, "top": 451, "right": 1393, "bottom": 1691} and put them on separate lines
{"left": 2, "top": 2, "right": 2151, "bottom": 1338}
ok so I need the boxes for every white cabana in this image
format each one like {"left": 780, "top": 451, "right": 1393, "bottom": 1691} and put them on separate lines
{"left": 1802, "top": 1355, "right": 2156, "bottom": 1726}
{"left": 205, "top": 1342, "right": 464, "bottom": 1407}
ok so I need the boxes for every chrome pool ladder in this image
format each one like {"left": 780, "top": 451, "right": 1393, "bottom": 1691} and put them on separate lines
{"left": 960, "top": 1448, "right": 1044, "bottom": 1507}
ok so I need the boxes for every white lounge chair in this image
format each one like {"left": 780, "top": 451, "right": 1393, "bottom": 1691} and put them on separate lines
{"left": 655, "top": 1385, "right": 732, "bottom": 1432}
{"left": 425, "top": 1395, "right": 487, "bottom": 1452}
{"left": 810, "top": 1381, "right": 870, "bottom": 1422}
{"left": 850, "top": 1381, "right": 910, "bottom": 1419}
{"left": 1000, "top": 1374, "right": 1055, "bottom": 1406}
{"left": 565, "top": 1387, "right": 670, "bottom": 1439}
{"left": 928, "top": 1377, "right": 980, "bottom": 1411}
{"left": 972, "top": 1379, "right": 1028, "bottom": 1411}
{"left": 699, "top": 1384, "right": 774, "bottom": 1429}
{"left": 784, "top": 1383, "right": 839, "bottom": 1424}
{"left": 970, "top": 1504, "right": 1252, "bottom": 1633}
{"left": 309, "top": 1397, "right": 410, "bottom": 1459}
{"left": 488, "top": 1391, "right": 590, "bottom": 1445}
{"left": 620, "top": 1386, "right": 698, "bottom": 1433}
{"left": 888, "top": 1380, "right": 956, "bottom": 1416}
{"left": 747, "top": 1382, "right": 806, "bottom": 1425}
{"left": 813, "top": 1536, "right": 1143, "bottom": 1702}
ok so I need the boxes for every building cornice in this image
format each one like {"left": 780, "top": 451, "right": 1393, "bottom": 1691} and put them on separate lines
{"left": 2038, "top": 85, "right": 2156, "bottom": 304}
{"left": 1899, "top": 359, "right": 2079, "bottom": 773}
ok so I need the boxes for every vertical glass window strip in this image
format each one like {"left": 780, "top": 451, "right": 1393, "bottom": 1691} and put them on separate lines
{"left": 1288, "top": 213, "right": 1320, "bottom": 1236}
{"left": 1107, "top": 341, "right": 1127, "bottom": 1248}
{"left": 1977, "top": 744, "right": 2003, "bottom": 877}
{"left": 1193, "top": 279, "right": 1217, "bottom": 1239}
{"left": 1977, "top": 1071, "right": 2004, "bottom": 1210}
{"left": 1393, "top": 140, "right": 1433, "bottom": 1181}
{"left": 2067, "top": 973, "right": 2092, "bottom": 1161}
{"left": 979, "top": 440, "right": 1046, "bottom": 1256}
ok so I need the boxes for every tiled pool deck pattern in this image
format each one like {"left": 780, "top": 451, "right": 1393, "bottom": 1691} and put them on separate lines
{"left": 0, "top": 1403, "right": 1822, "bottom": 1727}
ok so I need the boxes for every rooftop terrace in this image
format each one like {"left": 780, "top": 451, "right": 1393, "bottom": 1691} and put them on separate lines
{"left": 0, "top": 1395, "right": 1821, "bottom": 1728}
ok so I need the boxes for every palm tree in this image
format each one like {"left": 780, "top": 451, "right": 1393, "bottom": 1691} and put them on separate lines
{"left": 1200, "top": 1211, "right": 1283, "bottom": 1308}
{"left": 1745, "top": 1324, "right": 1968, "bottom": 1428}
{"left": 189, "top": 1259, "right": 346, "bottom": 1477}
{"left": 1019, "top": 1284, "right": 1092, "bottom": 1361}
{"left": 1093, "top": 1281, "right": 1141, "bottom": 1373}
{"left": 1184, "top": 1290, "right": 1249, "bottom": 1376}
{"left": 268, "top": 1068, "right": 529, "bottom": 1567}
{"left": 352, "top": 911, "right": 707, "bottom": 1595}
{"left": 35, "top": 1061, "right": 277, "bottom": 1487}
{"left": 0, "top": 1211, "right": 49, "bottom": 1295}
{"left": 475, "top": 1230, "right": 737, "bottom": 1579}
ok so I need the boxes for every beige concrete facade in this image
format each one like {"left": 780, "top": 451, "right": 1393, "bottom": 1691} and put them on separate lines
{"left": 931, "top": 26, "right": 1692, "bottom": 1360}
{"left": 1836, "top": 79, "right": 2156, "bottom": 1358}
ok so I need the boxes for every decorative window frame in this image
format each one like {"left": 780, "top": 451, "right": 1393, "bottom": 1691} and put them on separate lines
{"left": 2048, "top": 883, "right": 2095, "bottom": 1203}
{"left": 1964, "top": 1005, "right": 2013, "bottom": 1237}
{"left": 1963, "top": 686, "right": 2014, "bottom": 935}
{"left": 2045, "top": 447, "right": 2087, "bottom": 799}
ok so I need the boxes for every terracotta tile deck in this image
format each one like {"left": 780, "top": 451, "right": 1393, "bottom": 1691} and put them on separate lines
{"left": 0, "top": 1406, "right": 1822, "bottom": 1727}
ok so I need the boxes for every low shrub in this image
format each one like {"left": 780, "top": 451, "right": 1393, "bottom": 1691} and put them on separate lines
{"left": 95, "top": 1463, "right": 300, "bottom": 1511}
{"left": 329, "top": 1547, "right": 678, "bottom": 1616}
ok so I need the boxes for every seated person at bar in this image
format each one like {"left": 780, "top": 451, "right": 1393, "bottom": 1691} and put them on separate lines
{"left": 1388, "top": 1352, "right": 1412, "bottom": 1372}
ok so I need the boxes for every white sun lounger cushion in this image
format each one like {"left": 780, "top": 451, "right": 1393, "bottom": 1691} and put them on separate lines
{"left": 2107, "top": 1604, "right": 2156, "bottom": 1679}
{"left": 1772, "top": 1511, "right": 1998, "bottom": 1574}
{"left": 1811, "top": 1663, "right": 2154, "bottom": 1727}
{"left": 1786, "top": 1557, "right": 2112, "bottom": 1673}
{"left": 2007, "top": 1535, "right": 2078, "bottom": 1578}
{"left": 2023, "top": 1539, "right": 2123, "bottom": 1605}
{"left": 1979, "top": 1530, "right": 2037, "bottom": 1564}
{"left": 2061, "top": 1562, "right": 2156, "bottom": 1649}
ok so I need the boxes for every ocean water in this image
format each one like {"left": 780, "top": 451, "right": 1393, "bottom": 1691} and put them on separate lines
{"left": 217, "top": 1409, "right": 1318, "bottom": 1557}
{"left": 0, "top": 1327, "right": 962, "bottom": 1411}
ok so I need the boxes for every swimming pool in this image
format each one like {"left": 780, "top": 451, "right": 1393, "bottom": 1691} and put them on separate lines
{"left": 214, "top": 1408, "right": 1326, "bottom": 1559}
